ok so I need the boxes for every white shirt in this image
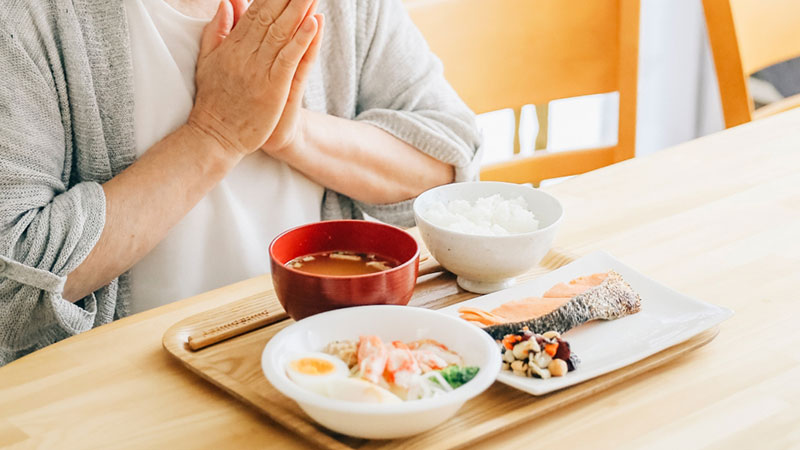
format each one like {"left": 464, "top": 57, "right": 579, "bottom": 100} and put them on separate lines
{"left": 124, "top": 0, "right": 324, "bottom": 313}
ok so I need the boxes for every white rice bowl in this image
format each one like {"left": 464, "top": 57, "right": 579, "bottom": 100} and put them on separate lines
{"left": 413, "top": 182, "right": 563, "bottom": 293}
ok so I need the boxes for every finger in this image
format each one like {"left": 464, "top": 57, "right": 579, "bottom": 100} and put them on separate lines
{"left": 287, "top": 14, "right": 324, "bottom": 105}
{"left": 229, "top": 0, "right": 290, "bottom": 44}
{"left": 230, "top": 0, "right": 250, "bottom": 26}
{"left": 299, "top": 0, "right": 319, "bottom": 37}
{"left": 283, "top": 14, "right": 323, "bottom": 116}
{"left": 306, "top": 0, "right": 319, "bottom": 19}
{"left": 268, "top": 15, "right": 317, "bottom": 85}
{"left": 274, "top": 0, "right": 316, "bottom": 41}
{"left": 199, "top": 0, "right": 235, "bottom": 59}
{"left": 259, "top": 0, "right": 315, "bottom": 62}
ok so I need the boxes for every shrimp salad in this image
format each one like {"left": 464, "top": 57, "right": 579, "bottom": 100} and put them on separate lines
{"left": 284, "top": 335, "right": 479, "bottom": 403}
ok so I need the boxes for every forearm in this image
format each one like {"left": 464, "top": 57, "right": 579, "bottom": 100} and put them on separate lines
{"left": 62, "top": 125, "right": 240, "bottom": 302}
{"left": 277, "top": 110, "right": 454, "bottom": 204}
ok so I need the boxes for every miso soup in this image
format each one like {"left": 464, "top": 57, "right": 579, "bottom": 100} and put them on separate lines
{"left": 286, "top": 251, "right": 399, "bottom": 276}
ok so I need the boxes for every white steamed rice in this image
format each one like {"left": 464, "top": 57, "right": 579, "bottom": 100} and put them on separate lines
{"left": 421, "top": 194, "right": 539, "bottom": 236}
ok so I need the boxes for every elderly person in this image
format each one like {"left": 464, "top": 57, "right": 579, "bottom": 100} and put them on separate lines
{"left": 0, "top": 0, "right": 480, "bottom": 365}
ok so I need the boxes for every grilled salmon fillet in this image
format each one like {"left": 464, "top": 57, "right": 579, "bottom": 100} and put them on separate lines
{"left": 459, "top": 271, "right": 641, "bottom": 339}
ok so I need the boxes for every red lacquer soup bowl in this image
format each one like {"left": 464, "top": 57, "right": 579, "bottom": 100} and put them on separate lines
{"left": 269, "top": 220, "right": 420, "bottom": 320}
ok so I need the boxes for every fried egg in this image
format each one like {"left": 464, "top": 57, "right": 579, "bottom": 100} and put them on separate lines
{"left": 286, "top": 352, "right": 349, "bottom": 394}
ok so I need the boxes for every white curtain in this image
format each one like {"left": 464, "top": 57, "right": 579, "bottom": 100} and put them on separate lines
{"left": 636, "top": 0, "right": 723, "bottom": 156}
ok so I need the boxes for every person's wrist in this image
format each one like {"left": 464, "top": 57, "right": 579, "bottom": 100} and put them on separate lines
{"left": 289, "top": 109, "right": 311, "bottom": 155}
{"left": 267, "top": 109, "right": 310, "bottom": 162}
{"left": 186, "top": 106, "right": 249, "bottom": 162}
{"left": 182, "top": 119, "right": 244, "bottom": 169}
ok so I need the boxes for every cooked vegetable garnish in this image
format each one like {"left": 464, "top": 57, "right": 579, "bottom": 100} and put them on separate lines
{"left": 500, "top": 330, "right": 579, "bottom": 379}
{"left": 439, "top": 365, "right": 480, "bottom": 388}
{"left": 502, "top": 334, "right": 522, "bottom": 350}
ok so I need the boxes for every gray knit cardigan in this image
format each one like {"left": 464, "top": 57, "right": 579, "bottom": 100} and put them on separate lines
{"left": 0, "top": 0, "right": 481, "bottom": 365}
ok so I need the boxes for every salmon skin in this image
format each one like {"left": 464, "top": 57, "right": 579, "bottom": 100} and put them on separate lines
{"left": 481, "top": 271, "right": 641, "bottom": 340}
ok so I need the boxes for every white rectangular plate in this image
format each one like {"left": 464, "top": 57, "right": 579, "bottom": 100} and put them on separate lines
{"left": 438, "top": 251, "right": 733, "bottom": 395}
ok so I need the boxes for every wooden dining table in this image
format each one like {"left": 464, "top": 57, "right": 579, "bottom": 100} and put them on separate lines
{"left": 2, "top": 108, "right": 800, "bottom": 449}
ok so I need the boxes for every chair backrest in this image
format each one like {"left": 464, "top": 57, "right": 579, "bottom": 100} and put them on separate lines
{"left": 703, "top": 0, "right": 800, "bottom": 128}
{"left": 405, "top": 0, "right": 640, "bottom": 185}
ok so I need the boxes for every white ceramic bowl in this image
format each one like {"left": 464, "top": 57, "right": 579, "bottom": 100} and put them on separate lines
{"left": 413, "top": 181, "right": 563, "bottom": 293}
{"left": 261, "top": 305, "right": 501, "bottom": 439}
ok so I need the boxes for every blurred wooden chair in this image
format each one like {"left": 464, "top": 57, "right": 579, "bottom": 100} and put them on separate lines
{"left": 703, "top": 0, "right": 800, "bottom": 128}
{"left": 405, "top": 0, "right": 640, "bottom": 185}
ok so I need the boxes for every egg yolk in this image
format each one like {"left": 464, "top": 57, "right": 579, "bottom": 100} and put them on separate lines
{"left": 290, "top": 358, "right": 336, "bottom": 376}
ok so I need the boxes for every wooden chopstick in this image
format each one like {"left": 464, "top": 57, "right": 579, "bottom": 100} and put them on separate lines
{"left": 188, "top": 305, "right": 289, "bottom": 351}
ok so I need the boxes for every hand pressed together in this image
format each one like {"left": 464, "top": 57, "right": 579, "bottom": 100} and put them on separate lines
{"left": 261, "top": 2, "right": 324, "bottom": 157}
{"left": 187, "top": 0, "right": 323, "bottom": 159}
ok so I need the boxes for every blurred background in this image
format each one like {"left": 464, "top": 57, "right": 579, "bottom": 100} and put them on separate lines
{"left": 467, "top": 0, "right": 799, "bottom": 185}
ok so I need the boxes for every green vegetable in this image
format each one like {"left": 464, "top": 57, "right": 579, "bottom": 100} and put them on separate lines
{"left": 439, "top": 365, "right": 480, "bottom": 389}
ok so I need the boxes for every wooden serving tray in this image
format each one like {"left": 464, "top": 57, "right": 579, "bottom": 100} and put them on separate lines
{"left": 163, "top": 249, "right": 719, "bottom": 449}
